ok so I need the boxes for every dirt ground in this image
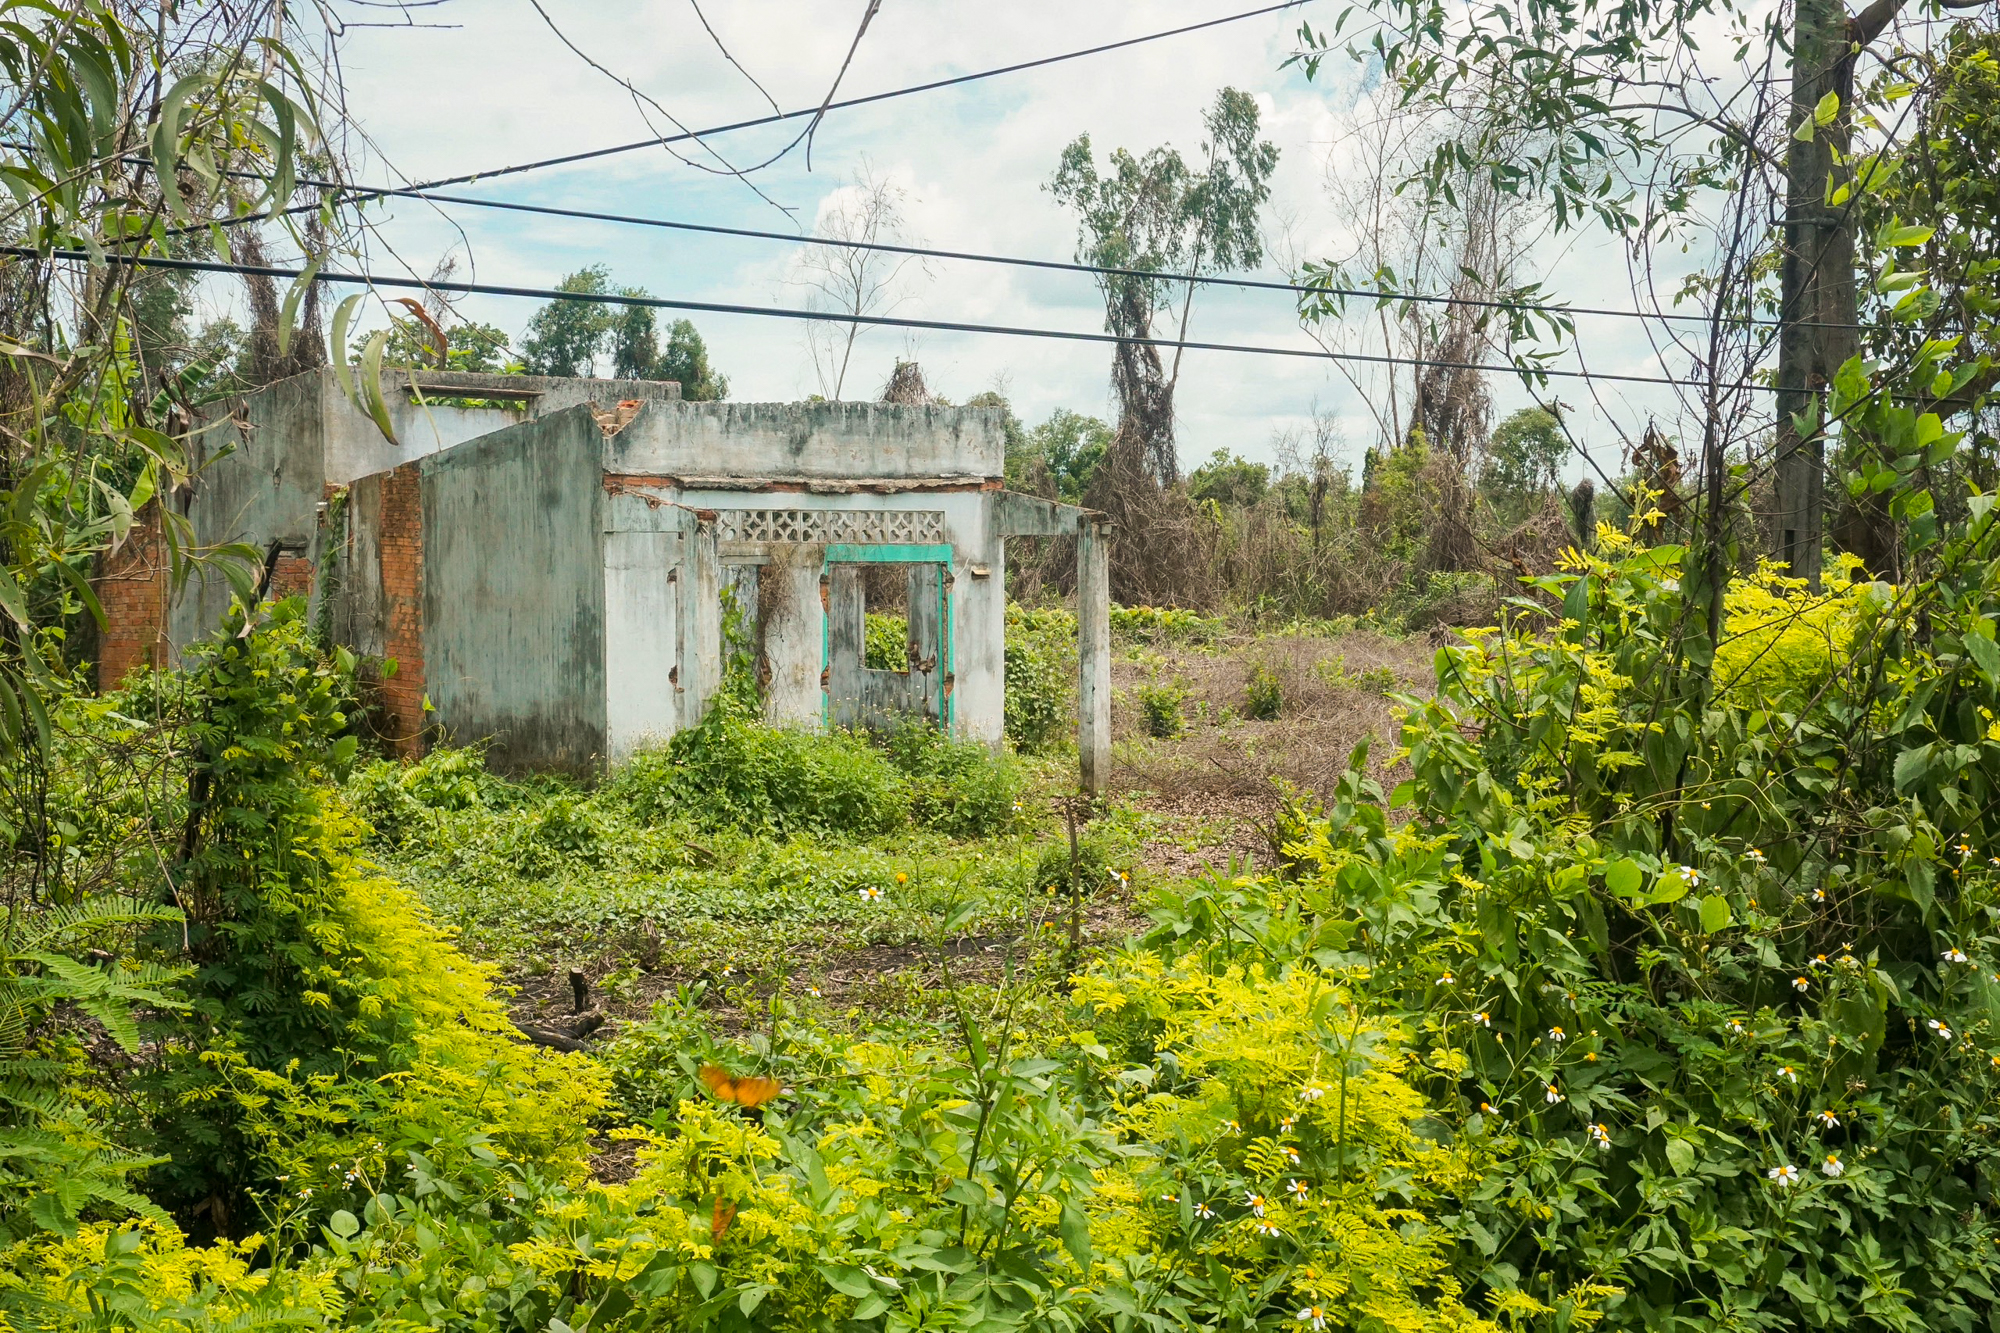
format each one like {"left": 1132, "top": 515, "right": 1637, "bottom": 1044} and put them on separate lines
{"left": 505, "top": 623, "right": 1438, "bottom": 1123}
{"left": 1110, "top": 627, "right": 1432, "bottom": 803}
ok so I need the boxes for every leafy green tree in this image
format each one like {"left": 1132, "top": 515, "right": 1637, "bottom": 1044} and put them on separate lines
{"left": 1187, "top": 450, "right": 1270, "bottom": 508}
{"left": 654, "top": 318, "right": 728, "bottom": 401}
{"left": 1481, "top": 407, "right": 1567, "bottom": 518}
{"left": 1019, "top": 409, "right": 1114, "bottom": 503}
{"left": 525, "top": 275, "right": 727, "bottom": 394}
{"left": 369, "top": 319, "right": 513, "bottom": 374}
{"left": 1049, "top": 89, "right": 1276, "bottom": 485}
{"left": 520, "top": 266, "right": 614, "bottom": 377}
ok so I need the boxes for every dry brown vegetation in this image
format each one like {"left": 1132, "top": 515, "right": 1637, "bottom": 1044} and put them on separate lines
{"left": 1108, "top": 625, "right": 1432, "bottom": 800}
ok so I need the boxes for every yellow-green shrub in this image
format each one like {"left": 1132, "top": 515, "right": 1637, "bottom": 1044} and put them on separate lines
{"left": 1712, "top": 557, "right": 1875, "bottom": 704}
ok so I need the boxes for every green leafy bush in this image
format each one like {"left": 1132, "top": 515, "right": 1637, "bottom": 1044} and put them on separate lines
{"left": 139, "top": 602, "right": 608, "bottom": 1226}
{"left": 1244, "top": 662, "right": 1283, "bottom": 720}
{"left": 636, "top": 690, "right": 911, "bottom": 838}
{"left": 1136, "top": 680, "right": 1188, "bottom": 738}
{"left": 1251, "top": 521, "right": 2000, "bottom": 1329}
{"left": 1313, "top": 654, "right": 1398, "bottom": 694}
{"left": 1110, "top": 603, "right": 1226, "bottom": 646}
{"left": 1004, "top": 604, "right": 1074, "bottom": 753}
{"left": 882, "top": 723, "right": 1019, "bottom": 840}
{"left": 863, "top": 611, "right": 908, "bottom": 672}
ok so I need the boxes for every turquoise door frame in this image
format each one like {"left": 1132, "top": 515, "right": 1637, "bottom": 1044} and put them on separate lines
{"left": 821, "top": 543, "right": 954, "bottom": 731}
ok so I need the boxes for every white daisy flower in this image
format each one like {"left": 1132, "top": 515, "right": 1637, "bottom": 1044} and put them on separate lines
{"left": 1768, "top": 1164, "right": 1800, "bottom": 1187}
{"left": 1928, "top": 1018, "right": 1954, "bottom": 1041}
{"left": 1816, "top": 1110, "right": 1839, "bottom": 1128}
{"left": 1589, "top": 1123, "right": 1611, "bottom": 1149}
{"left": 1943, "top": 948, "right": 1969, "bottom": 964}
{"left": 1777, "top": 1065, "right": 1797, "bottom": 1083}
{"left": 1545, "top": 1084, "right": 1565, "bottom": 1105}
{"left": 1245, "top": 1192, "right": 1266, "bottom": 1217}
{"left": 1821, "top": 1154, "right": 1845, "bottom": 1178}
{"left": 1296, "top": 1307, "right": 1328, "bottom": 1330}
{"left": 1287, "top": 1178, "right": 1309, "bottom": 1199}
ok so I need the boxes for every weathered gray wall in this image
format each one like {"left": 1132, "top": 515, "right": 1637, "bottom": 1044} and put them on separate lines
{"left": 421, "top": 408, "right": 607, "bottom": 773}
{"left": 604, "top": 401, "right": 1004, "bottom": 482}
{"left": 170, "top": 369, "right": 680, "bottom": 657}
{"left": 171, "top": 372, "right": 328, "bottom": 652}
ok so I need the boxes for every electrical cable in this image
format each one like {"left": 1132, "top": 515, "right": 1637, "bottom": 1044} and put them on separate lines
{"left": 202, "top": 0, "right": 1319, "bottom": 230}
{"left": 7, "top": 245, "right": 1780, "bottom": 394}
{"left": 342, "top": 183, "right": 1857, "bottom": 332}
{"left": 31, "top": 150, "right": 1847, "bottom": 332}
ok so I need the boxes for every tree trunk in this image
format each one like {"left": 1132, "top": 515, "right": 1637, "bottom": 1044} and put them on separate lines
{"left": 1774, "top": 0, "right": 1863, "bottom": 589}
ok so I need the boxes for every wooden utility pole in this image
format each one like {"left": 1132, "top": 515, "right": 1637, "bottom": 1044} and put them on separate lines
{"left": 1773, "top": 0, "right": 1860, "bottom": 590}
{"left": 1774, "top": 0, "right": 1911, "bottom": 587}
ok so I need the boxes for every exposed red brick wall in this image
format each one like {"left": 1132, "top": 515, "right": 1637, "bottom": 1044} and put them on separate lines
{"left": 376, "top": 463, "right": 429, "bottom": 758}
{"left": 95, "top": 505, "right": 169, "bottom": 688}
{"left": 268, "top": 554, "right": 315, "bottom": 602}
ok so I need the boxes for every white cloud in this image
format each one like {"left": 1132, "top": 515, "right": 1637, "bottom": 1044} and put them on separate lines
{"left": 313, "top": 0, "right": 1711, "bottom": 476}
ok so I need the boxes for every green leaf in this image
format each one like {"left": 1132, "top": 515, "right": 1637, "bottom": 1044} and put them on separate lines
{"left": 1604, "top": 858, "right": 1643, "bottom": 898}
{"left": 358, "top": 330, "right": 400, "bottom": 445}
{"left": 328, "top": 1209, "right": 359, "bottom": 1238}
{"left": 817, "top": 1264, "right": 875, "bottom": 1300}
{"left": 1650, "top": 871, "right": 1692, "bottom": 906}
{"left": 1664, "top": 1136, "right": 1697, "bottom": 1176}
{"left": 1698, "top": 894, "right": 1732, "bottom": 934}
{"left": 275, "top": 260, "right": 319, "bottom": 359}
{"left": 1813, "top": 90, "right": 1840, "bottom": 125}
{"left": 1893, "top": 743, "right": 1933, "bottom": 792}
{"left": 1060, "top": 1200, "right": 1093, "bottom": 1271}
{"left": 329, "top": 293, "right": 362, "bottom": 403}
{"left": 1967, "top": 632, "right": 2000, "bottom": 686}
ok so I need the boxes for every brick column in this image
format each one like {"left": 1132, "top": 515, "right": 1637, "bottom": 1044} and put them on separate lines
{"left": 376, "top": 463, "right": 428, "bottom": 757}
{"left": 95, "top": 506, "right": 170, "bottom": 688}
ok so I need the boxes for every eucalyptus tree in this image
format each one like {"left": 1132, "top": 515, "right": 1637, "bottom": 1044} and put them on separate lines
{"left": 1049, "top": 87, "right": 1277, "bottom": 488}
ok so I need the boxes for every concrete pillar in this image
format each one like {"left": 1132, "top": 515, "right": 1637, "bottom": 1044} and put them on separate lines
{"left": 1077, "top": 518, "right": 1112, "bottom": 796}
{"left": 681, "top": 511, "right": 722, "bottom": 729}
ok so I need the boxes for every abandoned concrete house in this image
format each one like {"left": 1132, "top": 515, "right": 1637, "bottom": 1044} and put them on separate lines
{"left": 97, "top": 367, "right": 1113, "bottom": 788}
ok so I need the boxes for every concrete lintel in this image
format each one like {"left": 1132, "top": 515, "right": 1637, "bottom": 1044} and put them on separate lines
{"left": 392, "top": 370, "right": 683, "bottom": 403}
{"left": 992, "top": 490, "right": 1096, "bottom": 538}
{"left": 630, "top": 475, "right": 1001, "bottom": 495}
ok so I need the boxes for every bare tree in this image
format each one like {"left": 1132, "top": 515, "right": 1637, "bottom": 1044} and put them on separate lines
{"left": 793, "top": 163, "right": 929, "bottom": 401}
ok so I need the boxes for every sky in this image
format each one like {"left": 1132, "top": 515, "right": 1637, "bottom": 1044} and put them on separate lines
{"left": 297, "top": 0, "right": 1710, "bottom": 480}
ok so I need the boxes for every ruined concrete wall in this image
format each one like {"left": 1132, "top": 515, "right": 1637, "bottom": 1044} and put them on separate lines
{"left": 157, "top": 369, "right": 681, "bottom": 663}
{"left": 602, "top": 490, "right": 687, "bottom": 762}
{"left": 170, "top": 373, "right": 328, "bottom": 655}
{"left": 674, "top": 487, "right": 1006, "bottom": 746}
{"left": 420, "top": 408, "right": 607, "bottom": 774}
{"left": 756, "top": 543, "right": 824, "bottom": 729}
{"left": 604, "top": 401, "right": 1004, "bottom": 483}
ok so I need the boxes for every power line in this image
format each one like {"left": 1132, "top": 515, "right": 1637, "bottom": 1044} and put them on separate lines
{"left": 348, "top": 182, "right": 1854, "bottom": 332}
{"left": 56, "top": 147, "right": 1843, "bottom": 332}
{"left": 204, "top": 0, "right": 1319, "bottom": 230}
{"left": 10, "top": 245, "right": 1776, "bottom": 394}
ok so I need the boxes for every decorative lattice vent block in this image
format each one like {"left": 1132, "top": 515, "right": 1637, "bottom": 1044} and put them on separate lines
{"left": 714, "top": 509, "right": 947, "bottom": 544}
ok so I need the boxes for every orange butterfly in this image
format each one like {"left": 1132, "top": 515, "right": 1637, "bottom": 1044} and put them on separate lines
{"left": 698, "top": 1064, "right": 783, "bottom": 1108}
{"left": 711, "top": 1194, "right": 738, "bottom": 1240}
